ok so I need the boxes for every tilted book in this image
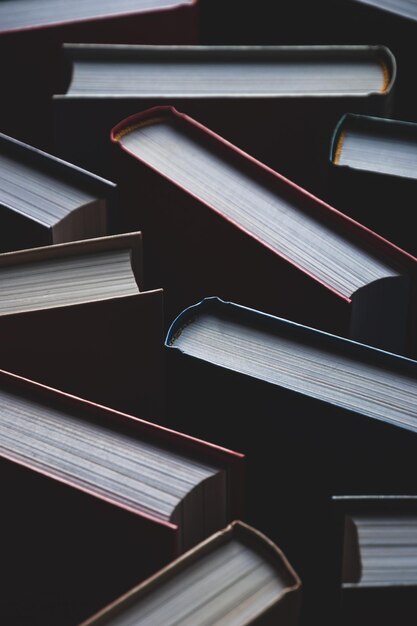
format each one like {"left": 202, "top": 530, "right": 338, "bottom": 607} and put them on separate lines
{"left": 329, "top": 113, "right": 417, "bottom": 257}
{"left": 80, "top": 521, "right": 301, "bottom": 626}
{"left": 0, "top": 131, "right": 114, "bottom": 253}
{"left": 0, "top": 0, "right": 199, "bottom": 150}
{"left": 54, "top": 43, "right": 396, "bottom": 193}
{"left": 111, "top": 105, "right": 417, "bottom": 358}
{"left": 0, "top": 232, "right": 165, "bottom": 421}
{"left": 165, "top": 296, "right": 417, "bottom": 623}
{"left": 0, "top": 368, "right": 243, "bottom": 626}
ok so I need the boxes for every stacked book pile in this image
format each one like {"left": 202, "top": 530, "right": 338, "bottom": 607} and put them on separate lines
{"left": 1, "top": 1, "right": 417, "bottom": 624}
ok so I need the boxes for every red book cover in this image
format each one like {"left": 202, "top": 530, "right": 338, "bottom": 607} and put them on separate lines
{"left": 0, "top": 367, "right": 244, "bottom": 626}
{"left": 110, "top": 105, "right": 417, "bottom": 358}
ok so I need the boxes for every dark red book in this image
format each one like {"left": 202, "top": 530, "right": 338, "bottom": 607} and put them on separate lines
{"left": 0, "top": 0, "right": 199, "bottom": 150}
{"left": 0, "top": 367, "right": 244, "bottom": 626}
{"left": 0, "top": 232, "right": 166, "bottom": 422}
{"left": 110, "top": 105, "right": 417, "bottom": 358}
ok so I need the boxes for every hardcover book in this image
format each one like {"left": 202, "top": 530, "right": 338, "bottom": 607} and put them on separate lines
{"left": 0, "top": 131, "right": 114, "bottom": 253}
{"left": 54, "top": 43, "right": 396, "bottom": 193}
{"left": 165, "top": 296, "right": 417, "bottom": 623}
{"left": 332, "top": 495, "right": 417, "bottom": 625}
{"left": 111, "top": 105, "right": 417, "bottom": 358}
{"left": 80, "top": 521, "right": 301, "bottom": 626}
{"left": 329, "top": 113, "right": 417, "bottom": 257}
{"left": 0, "top": 367, "right": 243, "bottom": 626}
{"left": 0, "top": 232, "right": 166, "bottom": 421}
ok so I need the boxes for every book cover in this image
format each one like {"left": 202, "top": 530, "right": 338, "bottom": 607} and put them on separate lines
{"left": 111, "top": 105, "right": 417, "bottom": 358}
{"left": 0, "top": 367, "right": 244, "bottom": 626}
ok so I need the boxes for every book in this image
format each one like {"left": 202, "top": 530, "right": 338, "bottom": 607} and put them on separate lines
{"left": 334, "top": 0, "right": 417, "bottom": 28}
{"left": 340, "top": 0, "right": 417, "bottom": 23}
{"left": 0, "top": 131, "right": 114, "bottom": 253}
{"left": 200, "top": 0, "right": 417, "bottom": 121}
{"left": 79, "top": 520, "right": 301, "bottom": 626}
{"left": 0, "top": 0, "right": 199, "bottom": 150}
{"left": 54, "top": 43, "right": 396, "bottom": 192}
{"left": 0, "top": 367, "right": 244, "bottom": 626}
{"left": 110, "top": 105, "right": 417, "bottom": 358}
{"left": 332, "top": 495, "right": 417, "bottom": 625}
{"left": 329, "top": 113, "right": 417, "bottom": 257}
{"left": 165, "top": 296, "right": 417, "bottom": 623}
{"left": 0, "top": 232, "right": 166, "bottom": 421}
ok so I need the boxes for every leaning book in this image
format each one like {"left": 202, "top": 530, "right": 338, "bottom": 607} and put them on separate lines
{"left": 54, "top": 43, "right": 396, "bottom": 193}
{"left": 0, "top": 232, "right": 165, "bottom": 421}
{"left": 80, "top": 521, "right": 301, "bottom": 626}
{"left": 111, "top": 105, "right": 417, "bottom": 358}
{"left": 0, "top": 367, "right": 244, "bottom": 626}
{"left": 165, "top": 296, "right": 417, "bottom": 623}
{"left": 0, "top": 131, "right": 113, "bottom": 253}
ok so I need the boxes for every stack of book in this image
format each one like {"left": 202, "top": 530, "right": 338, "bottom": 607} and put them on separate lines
{"left": 1, "top": 1, "right": 417, "bottom": 625}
